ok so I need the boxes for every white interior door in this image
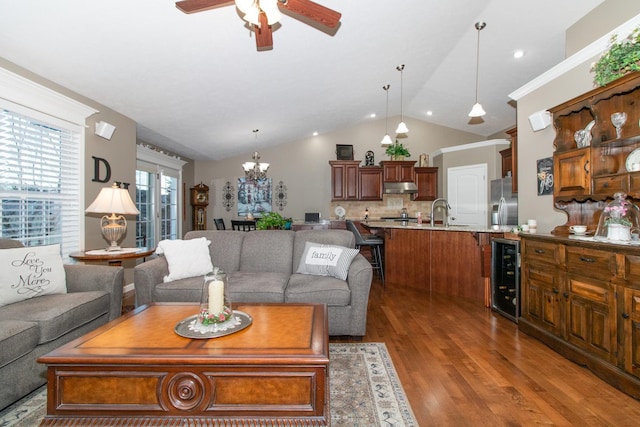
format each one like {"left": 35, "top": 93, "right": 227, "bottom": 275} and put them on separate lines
{"left": 447, "top": 164, "right": 488, "bottom": 227}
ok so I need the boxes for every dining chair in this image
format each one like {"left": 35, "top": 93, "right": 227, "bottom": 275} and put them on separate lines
{"left": 214, "top": 218, "right": 226, "bottom": 230}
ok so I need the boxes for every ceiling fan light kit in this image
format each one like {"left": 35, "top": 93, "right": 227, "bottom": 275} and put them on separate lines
{"left": 176, "top": 0, "right": 341, "bottom": 51}
{"left": 468, "top": 21, "right": 487, "bottom": 118}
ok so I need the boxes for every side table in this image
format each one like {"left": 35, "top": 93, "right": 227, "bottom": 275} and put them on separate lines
{"left": 69, "top": 247, "right": 155, "bottom": 313}
{"left": 69, "top": 247, "right": 154, "bottom": 266}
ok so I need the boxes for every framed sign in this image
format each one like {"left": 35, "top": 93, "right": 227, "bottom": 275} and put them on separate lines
{"left": 336, "top": 144, "right": 354, "bottom": 160}
{"left": 536, "top": 157, "right": 554, "bottom": 196}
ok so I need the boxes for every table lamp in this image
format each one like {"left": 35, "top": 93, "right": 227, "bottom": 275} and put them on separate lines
{"left": 85, "top": 182, "right": 140, "bottom": 251}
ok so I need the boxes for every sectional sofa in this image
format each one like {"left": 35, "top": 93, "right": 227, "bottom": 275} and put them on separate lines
{"left": 134, "top": 229, "right": 373, "bottom": 337}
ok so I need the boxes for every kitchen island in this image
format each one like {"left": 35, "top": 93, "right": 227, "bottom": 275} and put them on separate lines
{"left": 363, "top": 221, "right": 511, "bottom": 304}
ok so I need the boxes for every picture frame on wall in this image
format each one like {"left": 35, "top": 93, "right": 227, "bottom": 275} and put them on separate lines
{"left": 336, "top": 144, "right": 354, "bottom": 160}
{"left": 536, "top": 157, "right": 554, "bottom": 196}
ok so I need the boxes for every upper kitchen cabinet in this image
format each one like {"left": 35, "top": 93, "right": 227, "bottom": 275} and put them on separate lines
{"left": 413, "top": 167, "right": 438, "bottom": 201}
{"left": 381, "top": 161, "right": 416, "bottom": 182}
{"left": 550, "top": 72, "right": 640, "bottom": 232}
{"left": 505, "top": 127, "right": 518, "bottom": 193}
{"left": 358, "top": 166, "right": 383, "bottom": 201}
{"left": 329, "top": 160, "right": 360, "bottom": 201}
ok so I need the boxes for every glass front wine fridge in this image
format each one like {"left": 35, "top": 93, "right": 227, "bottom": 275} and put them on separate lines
{"left": 491, "top": 238, "right": 520, "bottom": 323}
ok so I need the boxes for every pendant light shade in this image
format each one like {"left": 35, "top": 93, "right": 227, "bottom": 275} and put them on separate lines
{"left": 468, "top": 21, "right": 487, "bottom": 118}
{"left": 395, "top": 64, "right": 409, "bottom": 134}
{"left": 381, "top": 84, "right": 393, "bottom": 145}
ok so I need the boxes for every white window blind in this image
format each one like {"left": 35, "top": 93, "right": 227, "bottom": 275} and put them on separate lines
{"left": 0, "top": 108, "right": 81, "bottom": 255}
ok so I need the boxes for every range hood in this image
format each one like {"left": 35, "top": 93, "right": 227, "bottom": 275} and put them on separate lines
{"left": 383, "top": 182, "right": 418, "bottom": 194}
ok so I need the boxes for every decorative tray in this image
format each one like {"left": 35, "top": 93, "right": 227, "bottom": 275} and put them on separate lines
{"left": 174, "top": 310, "right": 252, "bottom": 339}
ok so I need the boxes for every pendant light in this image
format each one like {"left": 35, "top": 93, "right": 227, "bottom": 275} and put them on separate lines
{"left": 395, "top": 64, "right": 409, "bottom": 134}
{"left": 381, "top": 84, "right": 393, "bottom": 145}
{"left": 468, "top": 21, "right": 487, "bottom": 117}
{"left": 242, "top": 129, "right": 269, "bottom": 181}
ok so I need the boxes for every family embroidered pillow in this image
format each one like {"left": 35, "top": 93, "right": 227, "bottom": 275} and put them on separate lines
{"left": 156, "top": 237, "right": 213, "bottom": 282}
{"left": 0, "top": 244, "right": 67, "bottom": 307}
{"left": 296, "top": 241, "right": 359, "bottom": 280}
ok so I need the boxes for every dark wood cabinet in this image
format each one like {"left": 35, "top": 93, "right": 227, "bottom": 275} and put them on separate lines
{"left": 358, "top": 166, "right": 383, "bottom": 200}
{"left": 329, "top": 160, "right": 359, "bottom": 201}
{"left": 413, "top": 167, "right": 438, "bottom": 201}
{"left": 550, "top": 72, "right": 640, "bottom": 231}
{"left": 381, "top": 161, "right": 415, "bottom": 182}
{"left": 500, "top": 147, "right": 512, "bottom": 178}
{"left": 505, "top": 127, "right": 518, "bottom": 193}
{"left": 520, "top": 234, "right": 640, "bottom": 399}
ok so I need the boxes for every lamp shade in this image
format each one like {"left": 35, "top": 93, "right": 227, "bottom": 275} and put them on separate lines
{"left": 86, "top": 184, "right": 140, "bottom": 215}
{"left": 468, "top": 102, "right": 486, "bottom": 117}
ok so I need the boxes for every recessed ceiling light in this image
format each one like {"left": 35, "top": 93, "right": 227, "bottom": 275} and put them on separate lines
{"left": 370, "top": 113, "right": 377, "bottom": 118}
{"left": 426, "top": 110, "right": 433, "bottom": 116}
{"left": 312, "top": 131, "right": 319, "bottom": 136}
{"left": 513, "top": 50, "right": 525, "bottom": 59}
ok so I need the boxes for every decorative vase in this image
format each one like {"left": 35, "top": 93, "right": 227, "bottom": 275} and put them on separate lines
{"left": 391, "top": 155, "right": 405, "bottom": 161}
{"left": 607, "top": 223, "right": 632, "bottom": 241}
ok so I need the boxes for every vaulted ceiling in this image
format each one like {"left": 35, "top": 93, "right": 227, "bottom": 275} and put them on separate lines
{"left": 0, "top": 0, "right": 603, "bottom": 160}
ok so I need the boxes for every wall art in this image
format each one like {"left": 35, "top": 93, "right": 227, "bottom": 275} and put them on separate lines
{"left": 536, "top": 157, "right": 554, "bottom": 196}
{"left": 275, "top": 181, "right": 287, "bottom": 211}
{"left": 222, "top": 181, "right": 235, "bottom": 212}
{"left": 237, "top": 178, "right": 272, "bottom": 216}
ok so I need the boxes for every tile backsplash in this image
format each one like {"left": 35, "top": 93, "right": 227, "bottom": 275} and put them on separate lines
{"left": 330, "top": 194, "right": 435, "bottom": 220}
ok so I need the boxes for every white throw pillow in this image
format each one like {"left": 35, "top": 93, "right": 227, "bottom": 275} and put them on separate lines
{"left": 0, "top": 244, "right": 67, "bottom": 307}
{"left": 156, "top": 238, "right": 213, "bottom": 282}
{"left": 296, "top": 241, "right": 359, "bottom": 280}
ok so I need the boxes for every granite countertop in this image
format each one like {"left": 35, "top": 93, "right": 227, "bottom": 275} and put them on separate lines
{"left": 361, "top": 220, "right": 511, "bottom": 233}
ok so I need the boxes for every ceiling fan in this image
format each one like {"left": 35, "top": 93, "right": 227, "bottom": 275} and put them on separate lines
{"left": 175, "top": 0, "right": 342, "bottom": 51}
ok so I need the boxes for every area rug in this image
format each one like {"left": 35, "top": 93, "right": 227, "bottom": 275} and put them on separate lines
{"left": 0, "top": 342, "right": 417, "bottom": 427}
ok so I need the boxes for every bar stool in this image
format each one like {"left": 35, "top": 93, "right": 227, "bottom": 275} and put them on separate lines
{"left": 346, "top": 220, "right": 384, "bottom": 285}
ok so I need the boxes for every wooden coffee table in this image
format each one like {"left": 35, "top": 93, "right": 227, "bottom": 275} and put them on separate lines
{"left": 38, "top": 303, "right": 329, "bottom": 426}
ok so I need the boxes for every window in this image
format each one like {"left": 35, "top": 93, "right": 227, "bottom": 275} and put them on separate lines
{"left": 0, "top": 67, "right": 96, "bottom": 257}
{"left": 136, "top": 145, "right": 186, "bottom": 248}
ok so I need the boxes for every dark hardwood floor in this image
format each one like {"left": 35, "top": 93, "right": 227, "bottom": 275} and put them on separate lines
{"left": 332, "top": 277, "right": 640, "bottom": 426}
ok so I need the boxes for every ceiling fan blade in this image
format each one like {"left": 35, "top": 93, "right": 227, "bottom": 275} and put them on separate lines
{"left": 254, "top": 11, "right": 274, "bottom": 51}
{"left": 279, "top": 0, "right": 341, "bottom": 28}
{"left": 175, "top": 0, "right": 234, "bottom": 14}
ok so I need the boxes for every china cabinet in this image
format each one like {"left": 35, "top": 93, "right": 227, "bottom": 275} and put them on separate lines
{"left": 520, "top": 233, "right": 640, "bottom": 398}
{"left": 550, "top": 72, "right": 640, "bottom": 233}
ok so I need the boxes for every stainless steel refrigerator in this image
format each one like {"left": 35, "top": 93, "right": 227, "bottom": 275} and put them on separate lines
{"left": 490, "top": 178, "right": 518, "bottom": 226}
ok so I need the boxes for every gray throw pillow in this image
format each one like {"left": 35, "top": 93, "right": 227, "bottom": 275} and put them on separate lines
{"left": 296, "top": 241, "right": 359, "bottom": 280}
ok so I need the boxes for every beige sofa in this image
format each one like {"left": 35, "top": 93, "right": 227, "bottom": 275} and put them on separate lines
{"left": 134, "top": 229, "right": 373, "bottom": 337}
{"left": 0, "top": 238, "right": 123, "bottom": 410}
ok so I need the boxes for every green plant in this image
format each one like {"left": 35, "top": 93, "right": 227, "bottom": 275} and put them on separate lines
{"left": 385, "top": 140, "right": 411, "bottom": 158}
{"left": 256, "top": 212, "right": 287, "bottom": 230}
{"left": 591, "top": 26, "right": 640, "bottom": 87}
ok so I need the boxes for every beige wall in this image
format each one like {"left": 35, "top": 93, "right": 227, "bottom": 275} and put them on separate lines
{"left": 516, "top": 0, "right": 639, "bottom": 234}
{"left": 194, "top": 116, "right": 485, "bottom": 223}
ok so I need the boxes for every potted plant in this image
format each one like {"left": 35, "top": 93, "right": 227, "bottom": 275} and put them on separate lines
{"left": 385, "top": 140, "right": 411, "bottom": 160}
{"left": 256, "top": 212, "right": 288, "bottom": 230}
{"left": 591, "top": 26, "right": 640, "bottom": 87}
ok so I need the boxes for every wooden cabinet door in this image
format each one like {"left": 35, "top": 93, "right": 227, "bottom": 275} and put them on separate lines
{"left": 500, "top": 147, "right": 512, "bottom": 178}
{"left": 381, "top": 161, "right": 415, "bottom": 182}
{"left": 329, "top": 161, "right": 360, "bottom": 201}
{"left": 358, "top": 167, "right": 383, "bottom": 200}
{"left": 413, "top": 167, "right": 438, "bottom": 201}
{"left": 622, "top": 287, "right": 640, "bottom": 379}
{"left": 553, "top": 148, "right": 591, "bottom": 198}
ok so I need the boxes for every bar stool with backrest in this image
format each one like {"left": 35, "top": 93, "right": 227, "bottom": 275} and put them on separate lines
{"left": 231, "top": 219, "right": 256, "bottom": 231}
{"left": 214, "top": 218, "right": 226, "bottom": 230}
{"left": 346, "top": 220, "right": 384, "bottom": 285}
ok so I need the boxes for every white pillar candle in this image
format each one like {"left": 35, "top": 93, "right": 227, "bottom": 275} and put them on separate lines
{"left": 208, "top": 280, "right": 224, "bottom": 314}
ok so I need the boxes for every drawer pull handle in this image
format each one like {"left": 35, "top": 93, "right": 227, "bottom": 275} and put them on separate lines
{"left": 603, "top": 182, "right": 609, "bottom": 188}
{"left": 552, "top": 287, "right": 559, "bottom": 294}
{"left": 563, "top": 292, "right": 569, "bottom": 298}
{"left": 622, "top": 313, "right": 630, "bottom": 319}
{"left": 580, "top": 256, "right": 595, "bottom": 263}
{"left": 535, "top": 249, "right": 545, "bottom": 254}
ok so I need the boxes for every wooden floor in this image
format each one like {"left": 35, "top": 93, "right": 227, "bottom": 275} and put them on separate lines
{"left": 332, "top": 277, "right": 640, "bottom": 426}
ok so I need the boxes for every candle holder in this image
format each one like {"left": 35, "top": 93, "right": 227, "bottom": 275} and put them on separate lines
{"left": 198, "top": 268, "right": 233, "bottom": 325}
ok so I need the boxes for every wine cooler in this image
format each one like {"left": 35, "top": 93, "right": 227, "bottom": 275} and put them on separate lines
{"left": 491, "top": 238, "right": 520, "bottom": 323}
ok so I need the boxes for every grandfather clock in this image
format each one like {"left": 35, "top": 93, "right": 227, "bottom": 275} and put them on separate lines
{"left": 190, "top": 182, "right": 209, "bottom": 230}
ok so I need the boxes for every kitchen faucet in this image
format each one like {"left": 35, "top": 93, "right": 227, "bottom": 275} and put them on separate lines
{"left": 430, "top": 198, "right": 451, "bottom": 227}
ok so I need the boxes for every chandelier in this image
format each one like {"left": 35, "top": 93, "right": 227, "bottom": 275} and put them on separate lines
{"left": 242, "top": 129, "right": 269, "bottom": 180}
